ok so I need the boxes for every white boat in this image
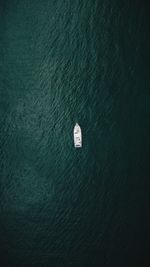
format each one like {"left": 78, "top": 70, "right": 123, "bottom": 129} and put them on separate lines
{"left": 74, "top": 123, "right": 82, "bottom": 148}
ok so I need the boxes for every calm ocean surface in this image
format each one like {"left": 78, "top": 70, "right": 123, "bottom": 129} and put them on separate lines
{"left": 0, "top": 1, "right": 150, "bottom": 266}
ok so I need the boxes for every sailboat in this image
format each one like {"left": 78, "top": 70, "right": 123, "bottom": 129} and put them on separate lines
{"left": 73, "top": 123, "right": 82, "bottom": 148}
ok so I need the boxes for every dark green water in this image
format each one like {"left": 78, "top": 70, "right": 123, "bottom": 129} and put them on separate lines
{"left": 0, "top": 1, "right": 150, "bottom": 266}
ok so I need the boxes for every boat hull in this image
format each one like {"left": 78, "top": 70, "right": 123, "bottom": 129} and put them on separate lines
{"left": 73, "top": 123, "right": 82, "bottom": 148}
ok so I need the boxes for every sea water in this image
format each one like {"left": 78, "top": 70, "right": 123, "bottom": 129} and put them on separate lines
{"left": 0, "top": 1, "right": 150, "bottom": 266}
